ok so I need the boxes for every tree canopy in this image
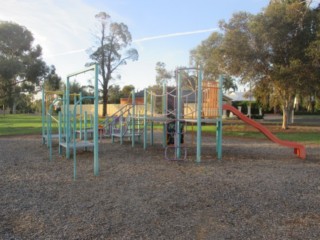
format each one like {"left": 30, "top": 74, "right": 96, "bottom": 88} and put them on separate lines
{"left": 87, "top": 12, "right": 138, "bottom": 116}
{"left": 191, "top": 0, "right": 320, "bottom": 129}
{"left": 0, "top": 21, "right": 47, "bottom": 113}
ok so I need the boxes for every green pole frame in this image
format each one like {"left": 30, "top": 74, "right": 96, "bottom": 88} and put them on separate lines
{"left": 216, "top": 75, "right": 223, "bottom": 160}
{"left": 120, "top": 115, "right": 123, "bottom": 145}
{"left": 66, "top": 64, "right": 99, "bottom": 179}
{"left": 143, "top": 89, "right": 147, "bottom": 150}
{"left": 73, "top": 100, "right": 77, "bottom": 179}
{"left": 131, "top": 89, "right": 135, "bottom": 147}
{"left": 66, "top": 77, "right": 71, "bottom": 159}
{"left": 93, "top": 64, "right": 99, "bottom": 176}
{"left": 84, "top": 111, "right": 88, "bottom": 142}
{"left": 196, "top": 68, "right": 203, "bottom": 163}
{"left": 41, "top": 88, "right": 46, "bottom": 144}
{"left": 176, "top": 70, "right": 182, "bottom": 159}
{"left": 162, "top": 82, "right": 167, "bottom": 147}
{"left": 150, "top": 93, "right": 154, "bottom": 146}
{"left": 79, "top": 92, "right": 83, "bottom": 140}
{"left": 58, "top": 111, "right": 62, "bottom": 155}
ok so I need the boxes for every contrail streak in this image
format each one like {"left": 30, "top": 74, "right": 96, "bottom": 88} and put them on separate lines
{"left": 46, "top": 28, "right": 218, "bottom": 57}
{"left": 46, "top": 48, "right": 86, "bottom": 58}
{"left": 133, "top": 28, "right": 218, "bottom": 43}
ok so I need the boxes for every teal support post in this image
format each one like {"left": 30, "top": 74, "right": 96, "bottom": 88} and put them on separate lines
{"left": 63, "top": 89, "right": 67, "bottom": 146}
{"left": 143, "top": 89, "right": 147, "bottom": 150}
{"left": 73, "top": 103, "right": 77, "bottom": 179}
{"left": 162, "top": 82, "right": 167, "bottom": 147}
{"left": 196, "top": 68, "right": 203, "bottom": 163}
{"left": 111, "top": 121, "right": 115, "bottom": 143}
{"left": 41, "top": 88, "right": 46, "bottom": 144}
{"left": 131, "top": 89, "right": 135, "bottom": 147}
{"left": 216, "top": 75, "right": 223, "bottom": 160}
{"left": 66, "top": 78, "right": 70, "bottom": 159}
{"left": 84, "top": 111, "right": 88, "bottom": 142}
{"left": 58, "top": 111, "right": 62, "bottom": 155}
{"left": 137, "top": 112, "right": 141, "bottom": 142}
{"left": 120, "top": 115, "right": 123, "bottom": 145}
{"left": 176, "top": 70, "right": 182, "bottom": 159}
{"left": 65, "top": 64, "right": 99, "bottom": 179}
{"left": 48, "top": 105, "right": 52, "bottom": 161}
{"left": 74, "top": 94, "right": 77, "bottom": 141}
{"left": 93, "top": 64, "right": 99, "bottom": 176}
{"left": 150, "top": 93, "right": 154, "bottom": 146}
{"left": 79, "top": 92, "right": 83, "bottom": 140}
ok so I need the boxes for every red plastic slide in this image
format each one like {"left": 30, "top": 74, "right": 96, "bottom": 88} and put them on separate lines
{"left": 223, "top": 104, "right": 306, "bottom": 159}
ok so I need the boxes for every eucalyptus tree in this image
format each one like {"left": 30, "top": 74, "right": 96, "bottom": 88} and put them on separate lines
{"left": 87, "top": 12, "right": 139, "bottom": 116}
{"left": 155, "top": 62, "right": 199, "bottom": 91}
{"left": 190, "top": 32, "right": 238, "bottom": 93}
{"left": 219, "top": 0, "right": 320, "bottom": 129}
{"left": 155, "top": 62, "right": 172, "bottom": 86}
{"left": 43, "top": 65, "right": 62, "bottom": 91}
{"left": 107, "top": 85, "right": 121, "bottom": 103}
{"left": 0, "top": 21, "right": 47, "bottom": 113}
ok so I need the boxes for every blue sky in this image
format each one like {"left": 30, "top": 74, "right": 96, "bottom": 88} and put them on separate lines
{"left": 0, "top": 0, "right": 293, "bottom": 90}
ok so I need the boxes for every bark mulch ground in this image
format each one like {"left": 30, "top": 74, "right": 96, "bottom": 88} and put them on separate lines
{"left": 0, "top": 134, "right": 319, "bottom": 239}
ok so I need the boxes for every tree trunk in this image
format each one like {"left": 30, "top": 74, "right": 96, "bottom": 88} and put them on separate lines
{"left": 102, "top": 87, "right": 108, "bottom": 117}
{"left": 281, "top": 99, "right": 294, "bottom": 130}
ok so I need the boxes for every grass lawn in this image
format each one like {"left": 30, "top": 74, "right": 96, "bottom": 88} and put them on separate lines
{"left": 0, "top": 114, "right": 318, "bottom": 144}
{"left": 0, "top": 114, "right": 44, "bottom": 136}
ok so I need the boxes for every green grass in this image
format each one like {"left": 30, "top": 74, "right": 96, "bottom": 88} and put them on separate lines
{"left": 0, "top": 114, "right": 44, "bottom": 136}
{"left": 0, "top": 114, "right": 319, "bottom": 144}
{"left": 222, "top": 129, "right": 319, "bottom": 144}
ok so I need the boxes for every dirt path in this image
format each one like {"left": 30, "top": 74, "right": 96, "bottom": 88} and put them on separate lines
{"left": 1, "top": 135, "right": 319, "bottom": 239}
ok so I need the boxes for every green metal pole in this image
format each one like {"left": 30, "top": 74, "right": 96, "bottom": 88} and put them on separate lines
{"left": 73, "top": 102, "right": 77, "bottom": 180}
{"left": 41, "top": 88, "right": 46, "bottom": 144}
{"left": 143, "top": 89, "right": 147, "bottom": 150}
{"left": 48, "top": 104, "right": 52, "bottom": 160}
{"left": 63, "top": 88, "right": 67, "bottom": 146}
{"left": 176, "top": 70, "right": 182, "bottom": 159}
{"left": 216, "top": 75, "right": 223, "bottom": 160}
{"left": 66, "top": 77, "right": 70, "bottom": 159}
{"left": 74, "top": 95, "right": 77, "bottom": 142}
{"left": 93, "top": 64, "right": 99, "bottom": 176}
{"left": 150, "top": 93, "right": 154, "bottom": 146}
{"left": 84, "top": 111, "right": 88, "bottom": 142}
{"left": 196, "top": 68, "right": 203, "bottom": 163}
{"left": 120, "top": 115, "right": 123, "bottom": 145}
{"left": 132, "top": 89, "right": 135, "bottom": 147}
{"left": 58, "top": 111, "right": 62, "bottom": 155}
{"left": 162, "top": 82, "right": 167, "bottom": 147}
{"left": 80, "top": 92, "right": 83, "bottom": 140}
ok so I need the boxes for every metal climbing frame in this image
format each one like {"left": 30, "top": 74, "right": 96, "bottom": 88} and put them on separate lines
{"left": 62, "top": 64, "right": 99, "bottom": 179}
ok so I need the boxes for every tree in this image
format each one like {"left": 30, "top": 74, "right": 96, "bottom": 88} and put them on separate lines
{"left": 88, "top": 12, "right": 138, "bottom": 116}
{"left": 222, "top": 75, "right": 238, "bottom": 93}
{"left": 155, "top": 62, "right": 172, "bottom": 85}
{"left": 108, "top": 85, "right": 121, "bottom": 103}
{"left": 121, "top": 85, "right": 135, "bottom": 98}
{"left": 0, "top": 21, "right": 47, "bottom": 113}
{"left": 218, "top": 1, "right": 320, "bottom": 129}
{"left": 43, "top": 65, "right": 62, "bottom": 91}
{"left": 155, "top": 62, "right": 198, "bottom": 90}
{"left": 190, "top": 32, "right": 237, "bottom": 92}
{"left": 190, "top": 32, "right": 225, "bottom": 80}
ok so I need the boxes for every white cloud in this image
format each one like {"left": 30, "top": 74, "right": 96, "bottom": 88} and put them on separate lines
{"left": 0, "top": 0, "right": 98, "bottom": 78}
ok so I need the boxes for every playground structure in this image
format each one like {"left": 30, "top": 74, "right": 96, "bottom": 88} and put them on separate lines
{"left": 105, "top": 67, "right": 306, "bottom": 161}
{"left": 42, "top": 64, "right": 100, "bottom": 179}
{"left": 105, "top": 67, "right": 224, "bottom": 162}
{"left": 42, "top": 65, "right": 306, "bottom": 180}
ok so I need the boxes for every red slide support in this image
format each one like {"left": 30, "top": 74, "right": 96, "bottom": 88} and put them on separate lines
{"left": 223, "top": 104, "right": 306, "bottom": 159}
